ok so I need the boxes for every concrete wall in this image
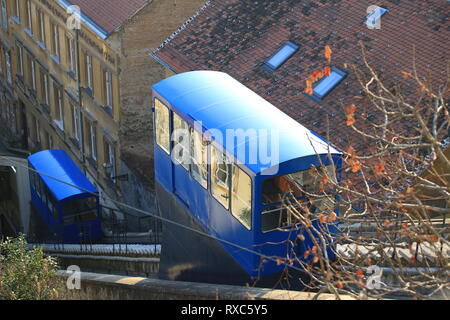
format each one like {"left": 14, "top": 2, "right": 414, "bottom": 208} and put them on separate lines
{"left": 0, "top": 156, "right": 31, "bottom": 234}
{"left": 57, "top": 271, "right": 352, "bottom": 300}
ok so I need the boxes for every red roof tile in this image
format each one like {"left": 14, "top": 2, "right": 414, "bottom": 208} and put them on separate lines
{"left": 154, "top": 0, "right": 450, "bottom": 159}
{"left": 69, "top": 0, "right": 149, "bottom": 33}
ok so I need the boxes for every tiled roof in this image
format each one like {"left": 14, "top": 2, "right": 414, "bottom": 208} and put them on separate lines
{"left": 68, "top": 0, "right": 149, "bottom": 33}
{"left": 154, "top": 0, "right": 450, "bottom": 160}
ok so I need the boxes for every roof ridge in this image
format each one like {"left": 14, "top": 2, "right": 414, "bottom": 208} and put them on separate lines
{"left": 151, "top": 0, "right": 213, "bottom": 55}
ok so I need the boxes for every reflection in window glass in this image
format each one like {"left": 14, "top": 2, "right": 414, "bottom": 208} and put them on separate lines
{"left": 231, "top": 165, "right": 252, "bottom": 230}
{"left": 154, "top": 98, "right": 170, "bottom": 154}
{"left": 261, "top": 165, "right": 337, "bottom": 233}
{"left": 262, "top": 165, "right": 336, "bottom": 205}
{"left": 261, "top": 205, "right": 291, "bottom": 233}
{"left": 190, "top": 129, "right": 208, "bottom": 189}
{"left": 172, "top": 113, "right": 189, "bottom": 169}
{"left": 211, "top": 146, "right": 230, "bottom": 209}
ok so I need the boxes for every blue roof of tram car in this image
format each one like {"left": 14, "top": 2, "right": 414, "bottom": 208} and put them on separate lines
{"left": 28, "top": 149, "right": 98, "bottom": 201}
{"left": 152, "top": 71, "right": 340, "bottom": 174}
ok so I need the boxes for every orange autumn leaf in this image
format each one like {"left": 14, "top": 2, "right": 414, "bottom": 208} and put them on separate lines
{"left": 356, "top": 269, "right": 363, "bottom": 278}
{"left": 305, "top": 86, "right": 313, "bottom": 95}
{"left": 319, "top": 181, "right": 325, "bottom": 193}
{"left": 346, "top": 145, "right": 356, "bottom": 157}
{"left": 324, "top": 45, "right": 332, "bottom": 63}
{"left": 346, "top": 116, "right": 356, "bottom": 126}
{"left": 319, "top": 214, "right": 327, "bottom": 224}
{"left": 345, "top": 104, "right": 357, "bottom": 126}
{"left": 350, "top": 160, "right": 361, "bottom": 173}
{"left": 384, "top": 219, "right": 391, "bottom": 227}
{"left": 304, "top": 250, "right": 311, "bottom": 259}
{"left": 429, "top": 235, "right": 439, "bottom": 242}
{"left": 313, "top": 256, "right": 319, "bottom": 264}
{"left": 410, "top": 256, "right": 415, "bottom": 264}
{"left": 402, "top": 71, "right": 413, "bottom": 79}
{"left": 276, "top": 258, "right": 283, "bottom": 266}
{"left": 327, "top": 212, "right": 337, "bottom": 223}
{"left": 374, "top": 163, "right": 385, "bottom": 176}
{"left": 323, "top": 66, "right": 331, "bottom": 76}
{"left": 336, "top": 282, "right": 343, "bottom": 289}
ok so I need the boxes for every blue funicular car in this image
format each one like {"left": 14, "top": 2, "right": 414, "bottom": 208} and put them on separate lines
{"left": 151, "top": 71, "right": 342, "bottom": 288}
{"left": 28, "top": 150, "right": 102, "bottom": 243}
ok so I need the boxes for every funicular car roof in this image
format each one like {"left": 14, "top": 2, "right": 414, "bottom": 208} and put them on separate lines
{"left": 152, "top": 71, "right": 341, "bottom": 174}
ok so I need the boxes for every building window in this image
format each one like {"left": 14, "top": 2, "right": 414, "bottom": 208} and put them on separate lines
{"left": 172, "top": 112, "right": 189, "bottom": 170}
{"left": 85, "top": 53, "right": 93, "bottom": 91}
{"left": 40, "top": 68, "right": 49, "bottom": 106}
{"left": 211, "top": 146, "right": 230, "bottom": 210}
{"left": 263, "top": 41, "right": 299, "bottom": 71}
{"left": 16, "top": 43, "right": 24, "bottom": 76}
{"left": 1, "top": 0, "right": 8, "bottom": 31}
{"left": 13, "top": 0, "right": 20, "bottom": 20}
{"left": 67, "top": 36, "right": 75, "bottom": 74}
{"left": 154, "top": 98, "right": 170, "bottom": 154}
{"left": 231, "top": 165, "right": 252, "bottom": 230}
{"left": 306, "top": 67, "right": 347, "bottom": 102}
{"left": 104, "top": 70, "right": 113, "bottom": 108}
{"left": 31, "top": 59, "right": 36, "bottom": 90}
{"left": 72, "top": 105, "right": 81, "bottom": 143}
{"left": 34, "top": 116, "right": 40, "bottom": 144}
{"left": 37, "top": 10, "right": 46, "bottom": 46}
{"left": 89, "top": 122, "right": 97, "bottom": 161}
{"left": 50, "top": 22, "right": 60, "bottom": 59}
{"left": 5, "top": 51, "right": 12, "bottom": 84}
{"left": 53, "top": 84, "right": 64, "bottom": 130}
{"left": 190, "top": 128, "right": 208, "bottom": 189}
{"left": 104, "top": 140, "right": 116, "bottom": 182}
{"left": 25, "top": 0, "right": 33, "bottom": 33}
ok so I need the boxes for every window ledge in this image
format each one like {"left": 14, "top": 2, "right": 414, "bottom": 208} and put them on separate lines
{"left": 11, "top": 17, "right": 21, "bottom": 25}
{"left": 24, "top": 28, "right": 33, "bottom": 38}
{"left": 87, "top": 156, "right": 97, "bottom": 169}
{"left": 69, "top": 137, "right": 80, "bottom": 149}
{"left": 53, "top": 120, "right": 64, "bottom": 132}
{"left": 67, "top": 70, "right": 77, "bottom": 80}
{"left": 82, "top": 87, "right": 93, "bottom": 97}
{"left": 102, "top": 105, "right": 113, "bottom": 117}
{"left": 50, "top": 55, "right": 60, "bottom": 64}
{"left": 41, "top": 104, "right": 50, "bottom": 114}
{"left": 36, "top": 41, "right": 46, "bottom": 51}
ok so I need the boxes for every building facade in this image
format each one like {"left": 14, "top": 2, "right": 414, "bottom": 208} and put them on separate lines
{"left": 0, "top": 0, "right": 206, "bottom": 221}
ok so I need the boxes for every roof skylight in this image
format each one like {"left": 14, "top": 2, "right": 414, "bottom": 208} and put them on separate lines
{"left": 263, "top": 41, "right": 299, "bottom": 71}
{"left": 306, "top": 67, "right": 347, "bottom": 102}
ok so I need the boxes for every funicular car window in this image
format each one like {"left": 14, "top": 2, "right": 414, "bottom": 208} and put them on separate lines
{"left": 154, "top": 98, "right": 170, "bottom": 154}
{"left": 62, "top": 197, "right": 97, "bottom": 225}
{"left": 172, "top": 112, "right": 189, "bottom": 170}
{"left": 231, "top": 165, "right": 252, "bottom": 230}
{"left": 211, "top": 146, "right": 230, "bottom": 210}
{"left": 261, "top": 165, "right": 336, "bottom": 233}
{"left": 190, "top": 128, "right": 208, "bottom": 189}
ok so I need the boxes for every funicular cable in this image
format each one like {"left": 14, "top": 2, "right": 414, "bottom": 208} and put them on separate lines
{"left": 1, "top": 155, "right": 308, "bottom": 274}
